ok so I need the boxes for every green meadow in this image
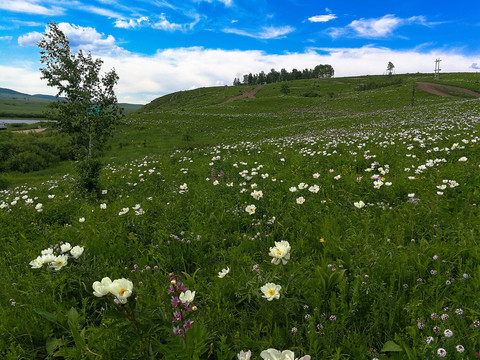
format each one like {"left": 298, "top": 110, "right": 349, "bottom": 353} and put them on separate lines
{"left": 1, "top": 73, "right": 480, "bottom": 359}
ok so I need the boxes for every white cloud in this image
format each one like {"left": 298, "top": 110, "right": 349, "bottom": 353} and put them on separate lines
{"left": 18, "top": 31, "right": 43, "bottom": 46}
{"left": 152, "top": 14, "right": 184, "bottom": 31}
{"left": 0, "top": 35, "right": 12, "bottom": 41}
{"left": 56, "top": 23, "right": 125, "bottom": 55}
{"left": 0, "top": 63, "right": 56, "bottom": 96}
{"left": 3, "top": 45, "right": 480, "bottom": 104}
{"left": 115, "top": 17, "right": 150, "bottom": 29}
{"left": 0, "top": 0, "right": 63, "bottom": 15}
{"left": 308, "top": 14, "right": 337, "bottom": 23}
{"left": 18, "top": 23, "right": 126, "bottom": 55}
{"left": 223, "top": 25, "right": 295, "bottom": 39}
{"left": 348, "top": 14, "right": 402, "bottom": 38}
{"left": 100, "top": 46, "right": 480, "bottom": 103}
{"left": 328, "top": 14, "right": 436, "bottom": 39}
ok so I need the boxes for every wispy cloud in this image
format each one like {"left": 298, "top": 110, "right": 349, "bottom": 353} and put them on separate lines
{"left": 308, "top": 14, "right": 337, "bottom": 23}
{"left": 11, "top": 19, "right": 45, "bottom": 27}
{"left": 194, "top": 0, "right": 233, "bottom": 6}
{"left": 76, "top": 4, "right": 123, "bottom": 18}
{"left": 115, "top": 16, "right": 150, "bottom": 29}
{"left": 348, "top": 14, "right": 402, "bottom": 38}
{"left": 0, "top": 35, "right": 13, "bottom": 41}
{"left": 328, "top": 14, "right": 437, "bottom": 39}
{"left": 152, "top": 14, "right": 184, "bottom": 31}
{"left": 115, "top": 13, "right": 201, "bottom": 32}
{"left": 223, "top": 25, "right": 295, "bottom": 39}
{"left": 0, "top": 0, "right": 64, "bottom": 15}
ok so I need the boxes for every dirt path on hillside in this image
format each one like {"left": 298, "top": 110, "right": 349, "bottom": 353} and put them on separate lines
{"left": 223, "top": 85, "right": 264, "bottom": 104}
{"left": 417, "top": 82, "right": 480, "bottom": 98}
{"left": 14, "top": 128, "right": 47, "bottom": 134}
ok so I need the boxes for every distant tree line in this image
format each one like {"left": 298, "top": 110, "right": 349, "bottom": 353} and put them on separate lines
{"left": 233, "top": 64, "right": 335, "bottom": 86}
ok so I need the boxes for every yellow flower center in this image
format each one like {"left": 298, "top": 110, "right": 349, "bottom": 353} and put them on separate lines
{"left": 119, "top": 288, "right": 128, "bottom": 296}
{"left": 268, "top": 289, "right": 275, "bottom": 296}
{"left": 276, "top": 250, "right": 282, "bottom": 255}
{"left": 57, "top": 261, "right": 63, "bottom": 266}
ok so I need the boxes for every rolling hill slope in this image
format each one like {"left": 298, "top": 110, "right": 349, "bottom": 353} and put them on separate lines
{"left": 0, "top": 87, "right": 144, "bottom": 118}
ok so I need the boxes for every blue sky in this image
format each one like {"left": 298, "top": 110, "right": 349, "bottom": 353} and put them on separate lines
{"left": 1, "top": 0, "right": 479, "bottom": 103}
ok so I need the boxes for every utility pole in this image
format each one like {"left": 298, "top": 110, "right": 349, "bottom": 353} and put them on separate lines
{"left": 434, "top": 58, "right": 441, "bottom": 80}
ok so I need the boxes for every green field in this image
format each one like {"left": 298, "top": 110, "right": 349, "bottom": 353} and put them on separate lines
{"left": 1, "top": 73, "right": 480, "bottom": 359}
{"left": 0, "top": 88, "right": 143, "bottom": 118}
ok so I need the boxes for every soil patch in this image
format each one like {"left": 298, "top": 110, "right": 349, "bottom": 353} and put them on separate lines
{"left": 417, "top": 82, "right": 480, "bottom": 98}
{"left": 223, "top": 85, "right": 264, "bottom": 104}
{"left": 14, "top": 128, "right": 47, "bottom": 134}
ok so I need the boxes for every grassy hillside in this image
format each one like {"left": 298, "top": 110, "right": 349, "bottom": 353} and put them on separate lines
{"left": 1, "top": 73, "right": 480, "bottom": 359}
{"left": 0, "top": 87, "right": 143, "bottom": 118}
{"left": 104, "top": 72, "right": 479, "bottom": 164}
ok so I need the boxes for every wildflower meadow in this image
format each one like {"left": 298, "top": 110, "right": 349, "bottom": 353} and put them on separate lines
{"left": 1, "top": 73, "right": 480, "bottom": 359}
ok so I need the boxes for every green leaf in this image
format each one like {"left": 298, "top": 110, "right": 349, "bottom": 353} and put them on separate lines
{"left": 381, "top": 340, "right": 403, "bottom": 352}
{"left": 67, "top": 308, "right": 86, "bottom": 352}
{"left": 34, "top": 308, "right": 58, "bottom": 324}
{"left": 46, "top": 338, "right": 63, "bottom": 356}
{"left": 67, "top": 307, "right": 80, "bottom": 327}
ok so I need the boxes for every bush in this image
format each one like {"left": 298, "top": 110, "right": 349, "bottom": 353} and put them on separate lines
{"left": 0, "top": 176, "right": 10, "bottom": 190}
{"left": 74, "top": 158, "right": 103, "bottom": 195}
{"left": 303, "top": 91, "right": 320, "bottom": 97}
{"left": 5, "top": 151, "right": 48, "bottom": 172}
{"left": 0, "top": 132, "right": 74, "bottom": 172}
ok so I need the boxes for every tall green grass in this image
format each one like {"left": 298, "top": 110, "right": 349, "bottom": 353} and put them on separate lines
{"left": 1, "top": 74, "right": 480, "bottom": 359}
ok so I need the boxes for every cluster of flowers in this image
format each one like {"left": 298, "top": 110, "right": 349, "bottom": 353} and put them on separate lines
{"left": 257, "top": 240, "right": 293, "bottom": 301}
{"left": 117, "top": 203, "right": 145, "bottom": 216}
{"left": 168, "top": 274, "right": 196, "bottom": 337}
{"left": 92, "top": 277, "right": 133, "bottom": 304}
{"left": 237, "top": 349, "right": 310, "bottom": 360}
{"left": 29, "top": 242, "right": 84, "bottom": 270}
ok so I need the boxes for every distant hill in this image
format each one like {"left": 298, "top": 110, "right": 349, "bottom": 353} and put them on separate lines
{"left": 0, "top": 87, "right": 143, "bottom": 118}
{"left": 138, "top": 72, "right": 480, "bottom": 115}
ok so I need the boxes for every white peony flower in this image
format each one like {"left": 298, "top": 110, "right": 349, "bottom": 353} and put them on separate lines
{"left": 179, "top": 290, "right": 195, "bottom": 304}
{"left": 354, "top": 201, "right": 365, "bottom": 209}
{"left": 70, "top": 246, "right": 84, "bottom": 259}
{"left": 92, "top": 277, "right": 113, "bottom": 297}
{"left": 109, "top": 278, "right": 134, "bottom": 304}
{"left": 49, "top": 255, "right": 68, "bottom": 271}
{"left": 245, "top": 204, "right": 256, "bottom": 215}
{"left": 218, "top": 267, "right": 230, "bottom": 278}
{"left": 260, "top": 348, "right": 294, "bottom": 360}
{"left": 29, "top": 256, "right": 45, "bottom": 269}
{"left": 269, "top": 240, "right": 291, "bottom": 265}
{"left": 60, "top": 242, "right": 72, "bottom": 253}
{"left": 260, "top": 283, "right": 281, "bottom": 301}
{"left": 237, "top": 350, "right": 251, "bottom": 360}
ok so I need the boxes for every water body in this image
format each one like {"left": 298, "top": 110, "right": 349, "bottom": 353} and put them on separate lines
{"left": 0, "top": 119, "right": 44, "bottom": 124}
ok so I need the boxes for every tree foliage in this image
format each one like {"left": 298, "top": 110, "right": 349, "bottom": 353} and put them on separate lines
{"left": 234, "top": 64, "right": 335, "bottom": 85}
{"left": 387, "top": 61, "right": 395, "bottom": 75}
{"left": 38, "top": 22, "right": 122, "bottom": 160}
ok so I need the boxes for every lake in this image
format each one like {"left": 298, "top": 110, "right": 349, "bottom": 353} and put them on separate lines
{"left": 0, "top": 119, "right": 45, "bottom": 124}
